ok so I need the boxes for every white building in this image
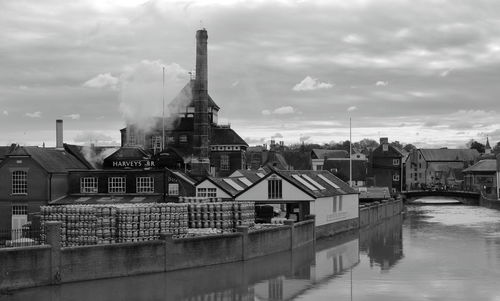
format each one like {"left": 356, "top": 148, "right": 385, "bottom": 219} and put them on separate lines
{"left": 235, "top": 169, "right": 359, "bottom": 236}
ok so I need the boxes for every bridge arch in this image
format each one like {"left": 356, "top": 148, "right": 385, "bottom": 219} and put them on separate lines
{"left": 401, "top": 190, "right": 480, "bottom": 205}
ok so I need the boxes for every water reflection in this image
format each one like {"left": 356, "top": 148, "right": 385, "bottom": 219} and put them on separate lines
{"left": 3, "top": 215, "right": 408, "bottom": 301}
{"left": 360, "top": 215, "right": 404, "bottom": 271}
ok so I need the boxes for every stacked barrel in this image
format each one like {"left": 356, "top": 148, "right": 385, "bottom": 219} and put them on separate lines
{"left": 40, "top": 205, "right": 117, "bottom": 246}
{"left": 158, "top": 203, "right": 189, "bottom": 236}
{"left": 233, "top": 202, "right": 255, "bottom": 227}
{"left": 187, "top": 202, "right": 235, "bottom": 232}
{"left": 40, "top": 203, "right": 191, "bottom": 246}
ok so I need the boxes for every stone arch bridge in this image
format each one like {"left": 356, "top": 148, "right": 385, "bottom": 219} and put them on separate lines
{"left": 401, "top": 190, "right": 480, "bottom": 205}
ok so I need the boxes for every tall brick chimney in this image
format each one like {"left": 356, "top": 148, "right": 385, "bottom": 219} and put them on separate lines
{"left": 191, "top": 29, "right": 211, "bottom": 177}
{"left": 56, "top": 119, "right": 63, "bottom": 149}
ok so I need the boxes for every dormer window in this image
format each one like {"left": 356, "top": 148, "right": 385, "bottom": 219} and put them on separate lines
{"left": 383, "top": 144, "right": 389, "bottom": 151}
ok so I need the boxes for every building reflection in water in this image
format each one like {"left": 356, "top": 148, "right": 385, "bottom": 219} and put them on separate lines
{"left": 6, "top": 216, "right": 405, "bottom": 301}
{"left": 360, "top": 215, "right": 404, "bottom": 272}
{"left": 254, "top": 231, "right": 360, "bottom": 300}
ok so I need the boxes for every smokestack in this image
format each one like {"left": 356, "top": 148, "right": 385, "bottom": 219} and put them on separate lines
{"left": 56, "top": 119, "right": 63, "bottom": 149}
{"left": 192, "top": 28, "right": 211, "bottom": 177}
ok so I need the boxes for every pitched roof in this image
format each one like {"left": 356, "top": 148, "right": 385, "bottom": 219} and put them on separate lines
{"left": 167, "top": 80, "right": 220, "bottom": 112}
{"left": 105, "top": 147, "right": 151, "bottom": 161}
{"left": 323, "top": 159, "right": 367, "bottom": 181}
{"left": 462, "top": 159, "right": 497, "bottom": 173}
{"left": 205, "top": 176, "right": 256, "bottom": 197}
{"left": 21, "top": 146, "right": 90, "bottom": 172}
{"left": 282, "top": 151, "right": 311, "bottom": 170}
{"left": 274, "top": 169, "right": 357, "bottom": 198}
{"left": 311, "top": 149, "right": 349, "bottom": 159}
{"left": 210, "top": 127, "right": 248, "bottom": 146}
{"left": 0, "top": 146, "right": 11, "bottom": 159}
{"left": 420, "top": 149, "right": 480, "bottom": 162}
{"left": 357, "top": 186, "right": 391, "bottom": 200}
{"left": 229, "top": 169, "right": 268, "bottom": 182}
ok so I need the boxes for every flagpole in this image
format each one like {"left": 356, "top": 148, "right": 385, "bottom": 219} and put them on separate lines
{"left": 162, "top": 66, "right": 165, "bottom": 151}
{"left": 349, "top": 117, "right": 352, "bottom": 187}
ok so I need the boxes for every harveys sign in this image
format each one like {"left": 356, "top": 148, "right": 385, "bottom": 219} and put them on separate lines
{"left": 109, "top": 160, "right": 156, "bottom": 168}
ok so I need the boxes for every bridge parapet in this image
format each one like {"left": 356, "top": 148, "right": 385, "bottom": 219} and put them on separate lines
{"left": 401, "top": 190, "right": 480, "bottom": 205}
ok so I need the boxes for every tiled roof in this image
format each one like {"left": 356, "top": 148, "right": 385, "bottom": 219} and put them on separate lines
{"left": 282, "top": 151, "right": 311, "bottom": 170}
{"left": 420, "top": 149, "right": 480, "bottom": 162}
{"left": 168, "top": 81, "right": 220, "bottom": 112}
{"left": 311, "top": 149, "right": 349, "bottom": 159}
{"left": 0, "top": 146, "right": 11, "bottom": 159}
{"left": 210, "top": 127, "right": 248, "bottom": 146}
{"left": 275, "top": 169, "right": 357, "bottom": 198}
{"left": 323, "top": 159, "right": 367, "bottom": 181}
{"left": 22, "top": 146, "right": 90, "bottom": 172}
{"left": 105, "top": 147, "right": 151, "bottom": 161}
{"left": 463, "top": 159, "right": 497, "bottom": 173}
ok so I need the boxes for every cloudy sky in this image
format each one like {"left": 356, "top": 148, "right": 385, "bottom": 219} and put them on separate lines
{"left": 1, "top": 0, "right": 500, "bottom": 148}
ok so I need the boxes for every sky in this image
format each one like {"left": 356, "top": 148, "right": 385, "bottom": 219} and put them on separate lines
{"left": 1, "top": 0, "right": 500, "bottom": 148}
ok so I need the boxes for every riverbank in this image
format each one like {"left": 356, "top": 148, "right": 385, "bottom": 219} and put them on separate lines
{"left": 479, "top": 194, "right": 500, "bottom": 210}
{"left": 0, "top": 200, "right": 403, "bottom": 292}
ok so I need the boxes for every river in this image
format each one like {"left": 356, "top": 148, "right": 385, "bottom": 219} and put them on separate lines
{"left": 2, "top": 199, "right": 500, "bottom": 301}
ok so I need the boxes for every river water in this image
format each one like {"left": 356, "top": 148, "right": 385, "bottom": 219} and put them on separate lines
{"left": 3, "top": 200, "right": 500, "bottom": 301}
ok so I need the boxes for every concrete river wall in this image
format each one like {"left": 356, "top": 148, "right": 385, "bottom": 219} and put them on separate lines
{"left": 0, "top": 200, "right": 402, "bottom": 291}
{"left": 0, "top": 219, "right": 315, "bottom": 291}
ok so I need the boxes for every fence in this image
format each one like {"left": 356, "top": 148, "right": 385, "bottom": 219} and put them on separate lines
{"left": 0, "top": 226, "right": 43, "bottom": 249}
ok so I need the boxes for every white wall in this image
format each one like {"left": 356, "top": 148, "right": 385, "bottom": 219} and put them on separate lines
{"left": 313, "top": 194, "right": 359, "bottom": 226}
{"left": 195, "top": 180, "right": 232, "bottom": 199}
{"left": 236, "top": 174, "right": 314, "bottom": 202}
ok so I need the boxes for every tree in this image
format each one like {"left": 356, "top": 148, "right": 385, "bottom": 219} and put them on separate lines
{"left": 493, "top": 141, "right": 500, "bottom": 154}
{"left": 468, "top": 140, "right": 485, "bottom": 153}
{"left": 357, "top": 138, "right": 379, "bottom": 152}
{"left": 390, "top": 141, "right": 404, "bottom": 150}
{"left": 403, "top": 143, "right": 417, "bottom": 152}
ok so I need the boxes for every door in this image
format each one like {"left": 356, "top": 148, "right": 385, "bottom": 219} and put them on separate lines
{"left": 11, "top": 205, "right": 28, "bottom": 240}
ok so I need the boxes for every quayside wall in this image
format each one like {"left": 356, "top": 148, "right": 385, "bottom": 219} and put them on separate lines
{"left": 0, "top": 219, "right": 315, "bottom": 291}
{"left": 359, "top": 200, "right": 403, "bottom": 229}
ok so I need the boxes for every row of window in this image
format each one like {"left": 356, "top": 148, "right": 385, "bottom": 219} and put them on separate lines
{"left": 80, "top": 177, "right": 180, "bottom": 195}
{"left": 211, "top": 145, "right": 241, "bottom": 151}
{"left": 197, "top": 187, "right": 217, "bottom": 198}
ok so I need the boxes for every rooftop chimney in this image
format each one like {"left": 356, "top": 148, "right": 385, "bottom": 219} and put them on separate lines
{"left": 380, "top": 137, "right": 388, "bottom": 145}
{"left": 56, "top": 119, "right": 63, "bottom": 149}
{"left": 191, "top": 29, "right": 211, "bottom": 178}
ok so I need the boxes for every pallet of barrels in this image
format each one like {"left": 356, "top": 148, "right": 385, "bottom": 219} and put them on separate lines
{"left": 40, "top": 205, "right": 117, "bottom": 246}
{"left": 233, "top": 202, "right": 256, "bottom": 227}
{"left": 40, "top": 205, "right": 67, "bottom": 245}
{"left": 187, "top": 202, "right": 235, "bottom": 233}
{"left": 115, "top": 203, "right": 189, "bottom": 242}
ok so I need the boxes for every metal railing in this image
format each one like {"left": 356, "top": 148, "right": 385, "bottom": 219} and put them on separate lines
{"left": 0, "top": 226, "right": 44, "bottom": 249}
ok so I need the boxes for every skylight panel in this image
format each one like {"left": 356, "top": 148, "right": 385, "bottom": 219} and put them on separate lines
{"left": 292, "top": 174, "right": 318, "bottom": 191}
{"left": 317, "top": 174, "right": 340, "bottom": 189}
{"left": 223, "top": 178, "right": 244, "bottom": 191}
{"left": 238, "top": 177, "right": 253, "bottom": 187}
{"left": 256, "top": 172, "right": 265, "bottom": 178}
{"left": 302, "top": 174, "right": 326, "bottom": 190}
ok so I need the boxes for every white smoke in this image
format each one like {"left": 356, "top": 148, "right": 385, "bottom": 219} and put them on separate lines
{"left": 81, "top": 146, "right": 118, "bottom": 169}
{"left": 118, "top": 60, "right": 190, "bottom": 133}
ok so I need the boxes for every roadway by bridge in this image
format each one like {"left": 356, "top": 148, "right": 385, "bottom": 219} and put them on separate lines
{"left": 401, "top": 190, "right": 480, "bottom": 205}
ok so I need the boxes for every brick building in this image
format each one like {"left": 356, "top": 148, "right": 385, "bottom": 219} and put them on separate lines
{"left": 369, "top": 138, "right": 405, "bottom": 195}
{"left": 119, "top": 29, "right": 248, "bottom": 179}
